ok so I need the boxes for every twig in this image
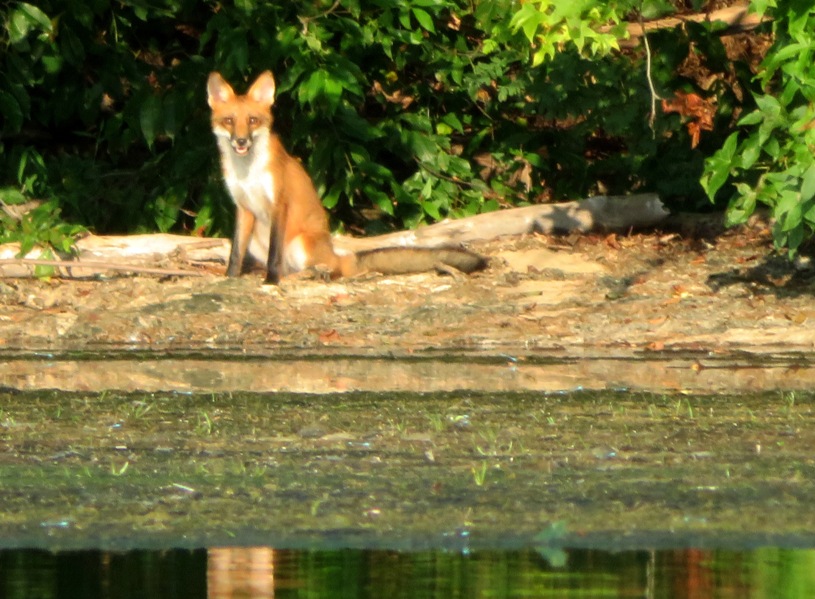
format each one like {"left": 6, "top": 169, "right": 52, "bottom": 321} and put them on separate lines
{"left": 420, "top": 162, "right": 484, "bottom": 190}
{"left": 0, "top": 258, "right": 207, "bottom": 278}
{"left": 299, "top": 0, "right": 342, "bottom": 34}
{"left": 638, "top": 7, "right": 660, "bottom": 136}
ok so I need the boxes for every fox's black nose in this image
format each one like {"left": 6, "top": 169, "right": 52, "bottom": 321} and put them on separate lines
{"left": 236, "top": 138, "right": 248, "bottom": 147}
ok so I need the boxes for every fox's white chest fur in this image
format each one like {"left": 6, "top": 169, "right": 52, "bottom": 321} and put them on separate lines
{"left": 218, "top": 136, "right": 275, "bottom": 263}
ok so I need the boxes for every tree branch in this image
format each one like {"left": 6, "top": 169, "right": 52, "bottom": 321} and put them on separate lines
{"left": 611, "top": 3, "right": 770, "bottom": 48}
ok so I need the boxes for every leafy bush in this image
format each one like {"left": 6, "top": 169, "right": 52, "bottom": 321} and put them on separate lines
{"left": 1, "top": 0, "right": 223, "bottom": 250}
{"left": 0, "top": 0, "right": 766, "bottom": 256}
{"left": 702, "top": 0, "right": 815, "bottom": 256}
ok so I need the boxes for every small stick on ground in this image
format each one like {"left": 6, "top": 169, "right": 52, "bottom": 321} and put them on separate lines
{"left": 0, "top": 258, "right": 206, "bottom": 279}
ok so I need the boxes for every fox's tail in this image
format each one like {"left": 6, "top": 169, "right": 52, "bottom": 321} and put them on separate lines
{"left": 349, "top": 246, "right": 487, "bottom": 276}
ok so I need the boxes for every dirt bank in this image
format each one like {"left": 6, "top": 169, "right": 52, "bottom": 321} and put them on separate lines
{"left": 1, "top": 218, "right": 814, "bottom": 362}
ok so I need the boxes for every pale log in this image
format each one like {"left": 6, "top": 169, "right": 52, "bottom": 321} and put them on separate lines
{"left": 333, "top": 194, "right": 667, "bottom": 253}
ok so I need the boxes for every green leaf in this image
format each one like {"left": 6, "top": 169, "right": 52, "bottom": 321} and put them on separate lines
{"left": 421, "top": 176, "right": 433, "bottom": 200}
{"left": 412, "top": 8, "right": 435, "bottom": 33}
{"left": 510, "top": 3, "right": 544, "bottom": 43}
{"left": 8, "top": 10, "right": 29, "bottom": 43}
{"left": 440, "top": 113, "right": 464, "bottom": 134}
{"left": 336, "top": 107, "right": 382, "bottom": 143}
{"left": 803, "top": 199, "right": 815, "bottom": 226}
{"left": 59, "top": 25, "right": 86, "bottom": 66}
{"left": 701, "top": 133, "right": 739, "bottom": 201}
{"left": 436, "top": 123, "right": 453, "bottom": 136}
{"left": 749, "top": 0, "right": 776, "bottom": 19}
{"left": 755, "top": 93, "right": 782, "bottom": 119}
{"left": 737, "top": 109, "right": 763, "bottom": 127}
{"left": 482, "top": 38, "right": 498, "bottom": 55}
{"left": 234, "top": 0, "right": 255, "bottom": 15}
{"left": 300, "top": 70, "right": 326, "bottom": 105}
{"left": 738, "top": 134, "right": 762, "bottom": 171}
{"left": 422, "top": 198, "right": 442, "bottom": 220}
{"left": 802, "top": 163, "right": 815, "bottom": 202}
{"left": 364, "top": 186, "right": 394, "bottom": 216}
{"left": 323, "top": 76, "right": 343, "bottom": 113}
{"left": 0, "top": 187, "right": 27, "bottom": 205}
{"left": 725, "top": 183, "right": 757, "bottom": 226}
{"left": 163, "top": 93, "right": 177, "bottom": 141}
{"left": 19, "top": 2, "right": 52, "bottom": 31}
{"left": 140, "top": 93, "right": 162, "bottom": 149}
{"left": 0, "top": 92, "right": 24, "bottom": 133}
{"left": 775, "top": 189, "right": 800, "bottom": 221}
{"left": 787, "top": 224, "right": 804, "bottom": 256}
{"left": 34, "top": 248, "right": 56, "bottom": 279}
{"left": 8, "top": 2, "right": 52, "bottom": 43}
{"left": 323, "top": 183, "right": 343, "bottom": 210}
{"left": 399, "top": 10, "right": 412, "bottom": 30}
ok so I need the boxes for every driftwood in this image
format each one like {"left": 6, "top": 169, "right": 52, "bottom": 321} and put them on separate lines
{"left": 334, "top": 193, "right": 666, "bottom": 253}
{"left": 0, "top": 235, "right": 228, "bottom": 279}
{"left": 611, "top": 3, "right": 770, "bottom": 48}
{"left": 0, "top": 194, "right": 667, "bottom": 278}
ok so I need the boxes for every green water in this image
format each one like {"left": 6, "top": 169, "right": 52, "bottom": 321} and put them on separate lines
{"left": 2, "top": 358, "right": 815, "bottom": 596}
{"left": 2, "top": 547, "right": 814, "bottom": 598}
{"left": 1, "top": 388, "right": 814, "bottom": 547}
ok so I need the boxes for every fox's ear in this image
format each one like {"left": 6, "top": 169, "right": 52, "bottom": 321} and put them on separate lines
{"left": 248, "top": 71, "right": 276, "bottom": 107}
{"left": 207, "top": 72, "right": 235, "bottom": 107}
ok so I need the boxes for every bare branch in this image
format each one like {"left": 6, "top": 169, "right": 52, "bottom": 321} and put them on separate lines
{"left": 610, "top": 3, "right": 770, "bottom": 48}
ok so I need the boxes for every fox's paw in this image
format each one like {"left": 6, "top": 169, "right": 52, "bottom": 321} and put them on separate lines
{"left": 310, "top": 264, "right": 333, "bottom": 283}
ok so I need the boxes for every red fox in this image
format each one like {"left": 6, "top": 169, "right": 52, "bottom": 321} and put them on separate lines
{"left": 207, "top": 71, "right": 486, "bottom": 284}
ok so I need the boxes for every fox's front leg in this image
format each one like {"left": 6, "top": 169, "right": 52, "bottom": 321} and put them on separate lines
{"left": 264, "top": 208, "right": 285, "bottom": 285}
{"left": 227, "top": 205, "right": 255, "bottom": 277}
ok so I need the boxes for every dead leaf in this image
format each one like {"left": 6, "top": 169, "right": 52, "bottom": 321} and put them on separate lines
{"left": 767, "top": 275, "right": 791, "bottom": 287}
{"left": 786, "top": 312, "right": 808, "bottom": 325}
{"left": 672, "top": 285, "right": 691, "bottom": 298}
{"left": 604, "top": 233, "right": 620, "bottom": 249}
{"left": 372, "top": 81, "right": 414, "bottom": 109}
{"left": 318, "top": 329, "right": 340, "bottom": 344}
{"left": 662, "top": 91, "right": 715, "bottom": 149}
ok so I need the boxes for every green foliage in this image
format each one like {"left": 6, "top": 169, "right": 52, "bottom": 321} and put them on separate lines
{"left": 0, "top": 0, "right": 223, "bottom": 253}
{"left": 702, "top": 1, "right": 815, "bottom": 257}
{"left": 0, "top": 0, "right": 768, "bottom": 253}
{"left": 0, "top": 145, "right": 85, "bottom": 260}
{"left": 509, "top": 0, "right": 629, "bottom": 66}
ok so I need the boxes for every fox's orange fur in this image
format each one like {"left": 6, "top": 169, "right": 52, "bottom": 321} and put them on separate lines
{"left": 207, "top": 71, "right": 485, "bottom": 283}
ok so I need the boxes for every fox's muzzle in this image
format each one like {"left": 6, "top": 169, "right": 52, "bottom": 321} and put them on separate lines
{"left": 231, "top": 137, "right": 251, "bottom": 155}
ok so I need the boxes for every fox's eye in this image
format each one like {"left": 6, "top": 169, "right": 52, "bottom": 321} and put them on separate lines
{"left": 223, "top": 117, "right": 234, "bottom": 126}
{"left": 248, "top": 116, "right": 259, "bottom": 126}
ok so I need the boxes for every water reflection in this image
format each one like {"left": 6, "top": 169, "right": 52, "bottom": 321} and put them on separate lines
{"left": 1, "top": 546, "right": 814, "bottom": 598}
{"left": 208, "top": 547, "right": 274, "bottom": 598}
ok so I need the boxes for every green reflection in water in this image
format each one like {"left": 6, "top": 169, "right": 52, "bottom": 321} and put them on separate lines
{"left": 2, "top": 547, "right": 815, "bottom": 599}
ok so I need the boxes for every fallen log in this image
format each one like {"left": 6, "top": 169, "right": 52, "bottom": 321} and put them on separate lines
{"left": 0, "top": 194, "right": 667, "bottom": 278}
{"left": 333, "top": 193, "right": 667, "bottom": 253}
